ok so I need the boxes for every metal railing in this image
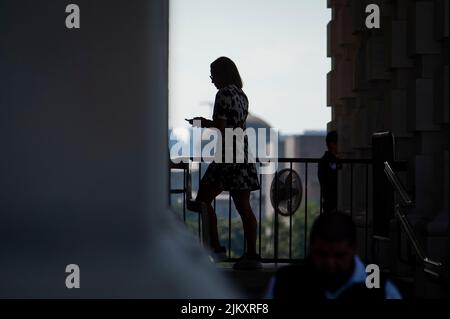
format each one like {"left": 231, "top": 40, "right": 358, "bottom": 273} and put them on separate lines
{"left": 384, "top": 162, "right": 444, "bottom": 280}
{"left": 170, "top": 157, "right": 373, "bottom": 263}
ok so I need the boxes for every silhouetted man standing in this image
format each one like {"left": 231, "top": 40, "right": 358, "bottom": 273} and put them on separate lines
{"left": 318, "top": 131, "right": 340, "bottom": 214}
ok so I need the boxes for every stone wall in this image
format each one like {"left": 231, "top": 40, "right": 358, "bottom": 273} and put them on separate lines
{"left": 327, "top": 0, "right": 449, "bottom": 297}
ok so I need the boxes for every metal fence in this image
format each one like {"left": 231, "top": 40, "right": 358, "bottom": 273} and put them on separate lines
{"left": 170, "top": 157, "right": 373, "bottom": 263}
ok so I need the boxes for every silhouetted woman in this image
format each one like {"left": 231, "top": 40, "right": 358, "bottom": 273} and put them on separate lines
{"left": 188, "top": 57, "right": 261, "bottom": 269}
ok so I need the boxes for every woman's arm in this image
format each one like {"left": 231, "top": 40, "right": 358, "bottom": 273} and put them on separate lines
{"left": 205, "top": 118, "right": 226, "bottom": 133}
{"left": 193, "top": 117, "right": 226, "bottom": 133}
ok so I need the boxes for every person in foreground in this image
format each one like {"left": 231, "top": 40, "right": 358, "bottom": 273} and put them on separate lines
{"left": 266, "top": 212, "right": 402, "bottom": 299}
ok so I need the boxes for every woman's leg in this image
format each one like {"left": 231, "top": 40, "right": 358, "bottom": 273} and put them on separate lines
{"left": 231, "top": 190, "right": 257, "bottom": 257}
{"left": 196, "top": 181, "right": 223, "bottom": 251}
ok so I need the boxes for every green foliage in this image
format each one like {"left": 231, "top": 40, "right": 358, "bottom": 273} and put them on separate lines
{"left": 171, "top": 199, "right": 321, "bottom": 260}
{"left": 255, "top": 203, "right": 320, "bottom": 260}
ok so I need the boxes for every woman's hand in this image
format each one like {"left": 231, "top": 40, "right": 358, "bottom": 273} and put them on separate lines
{"left": 186, "top": 117, "right": 210, "bottom": 128}
{"left": 186, "top": 117, "right": 225, "bottom": 131}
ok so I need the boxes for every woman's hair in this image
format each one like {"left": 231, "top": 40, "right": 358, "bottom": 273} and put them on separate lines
{"left": 211, "top": 57, "right": 243, "bottom": 89}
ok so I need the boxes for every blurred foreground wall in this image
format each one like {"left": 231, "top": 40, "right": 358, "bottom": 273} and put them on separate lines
{"left": 0, "top": 0, "right": 235, "bottom": 298}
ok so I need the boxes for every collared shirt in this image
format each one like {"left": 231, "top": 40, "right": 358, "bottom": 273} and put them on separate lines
{"left": 265, "top": 256, "right": 402, "bottom": 299}
{"left": 324, "top": 256, "right": 402, "bottom": 299}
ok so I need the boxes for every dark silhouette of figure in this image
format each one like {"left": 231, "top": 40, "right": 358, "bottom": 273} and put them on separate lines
{"left": 187, "top": 57, "right": 261, "bottom": 270}
{"left": 267, "top": 212, "right": 402, "bottom": 299}
{"left": 318, "top": 131, "right": 340, "bottom": 214}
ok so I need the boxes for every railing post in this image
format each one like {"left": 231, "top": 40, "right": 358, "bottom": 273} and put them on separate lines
{"left": 289, "top": 161, "right": 293, "bottom": 260}
{"left": 198, "top": 163, "right": 201, "bottom": 241}
{"left": 183, "top": 167, "right": 186, "bottom": 222}
{"left": 259, "top": 168, "right": 262, "bottom": 257}
{"left": 350, "top": 163, "right": 353, "bottom": 218}
{"left": 228, "top": 193, "right": 232, "bottom": 259}
{"left": 274, "top": 170, "right": 279, "bottom": 263}
{"left": 365, "top": 163, "right": 369, "bottom": 261}
{"left": 304, "top": 162, "right": 308, "bottom": 258}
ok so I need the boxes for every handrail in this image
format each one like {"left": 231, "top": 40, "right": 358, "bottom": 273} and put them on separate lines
{"left": 384, "top": 162, "right": 444, "bottom": 280}
{"left": 170, "top": 156, "right": 374, "bottom": 263}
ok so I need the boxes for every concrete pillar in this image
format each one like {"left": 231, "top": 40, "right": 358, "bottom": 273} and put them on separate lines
{"left": 0, "top": 0, "right": 235, "bottom": 298}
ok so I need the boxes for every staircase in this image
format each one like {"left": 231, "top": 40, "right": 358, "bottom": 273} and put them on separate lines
{"left": 370, "top": 162, "right": 449, "bottom": 299}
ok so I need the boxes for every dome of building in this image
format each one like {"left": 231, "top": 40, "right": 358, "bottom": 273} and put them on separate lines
{"left": 246, "top": 113, "right": 273, "bottom": 145}
{"left": 246, "top": 113, "right": 272, "bottom": 131}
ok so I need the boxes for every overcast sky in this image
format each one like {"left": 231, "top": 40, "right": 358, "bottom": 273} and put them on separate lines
{"left": 169, "top": 0, "right": 331, "bottom": 135}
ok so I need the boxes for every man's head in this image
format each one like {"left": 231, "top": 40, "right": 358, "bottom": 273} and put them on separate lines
{"left": 309, "top": 212, "right": 356, "bottom": 290}
{"left": 326, "top": 131, "right": 338, "bottom": 155}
